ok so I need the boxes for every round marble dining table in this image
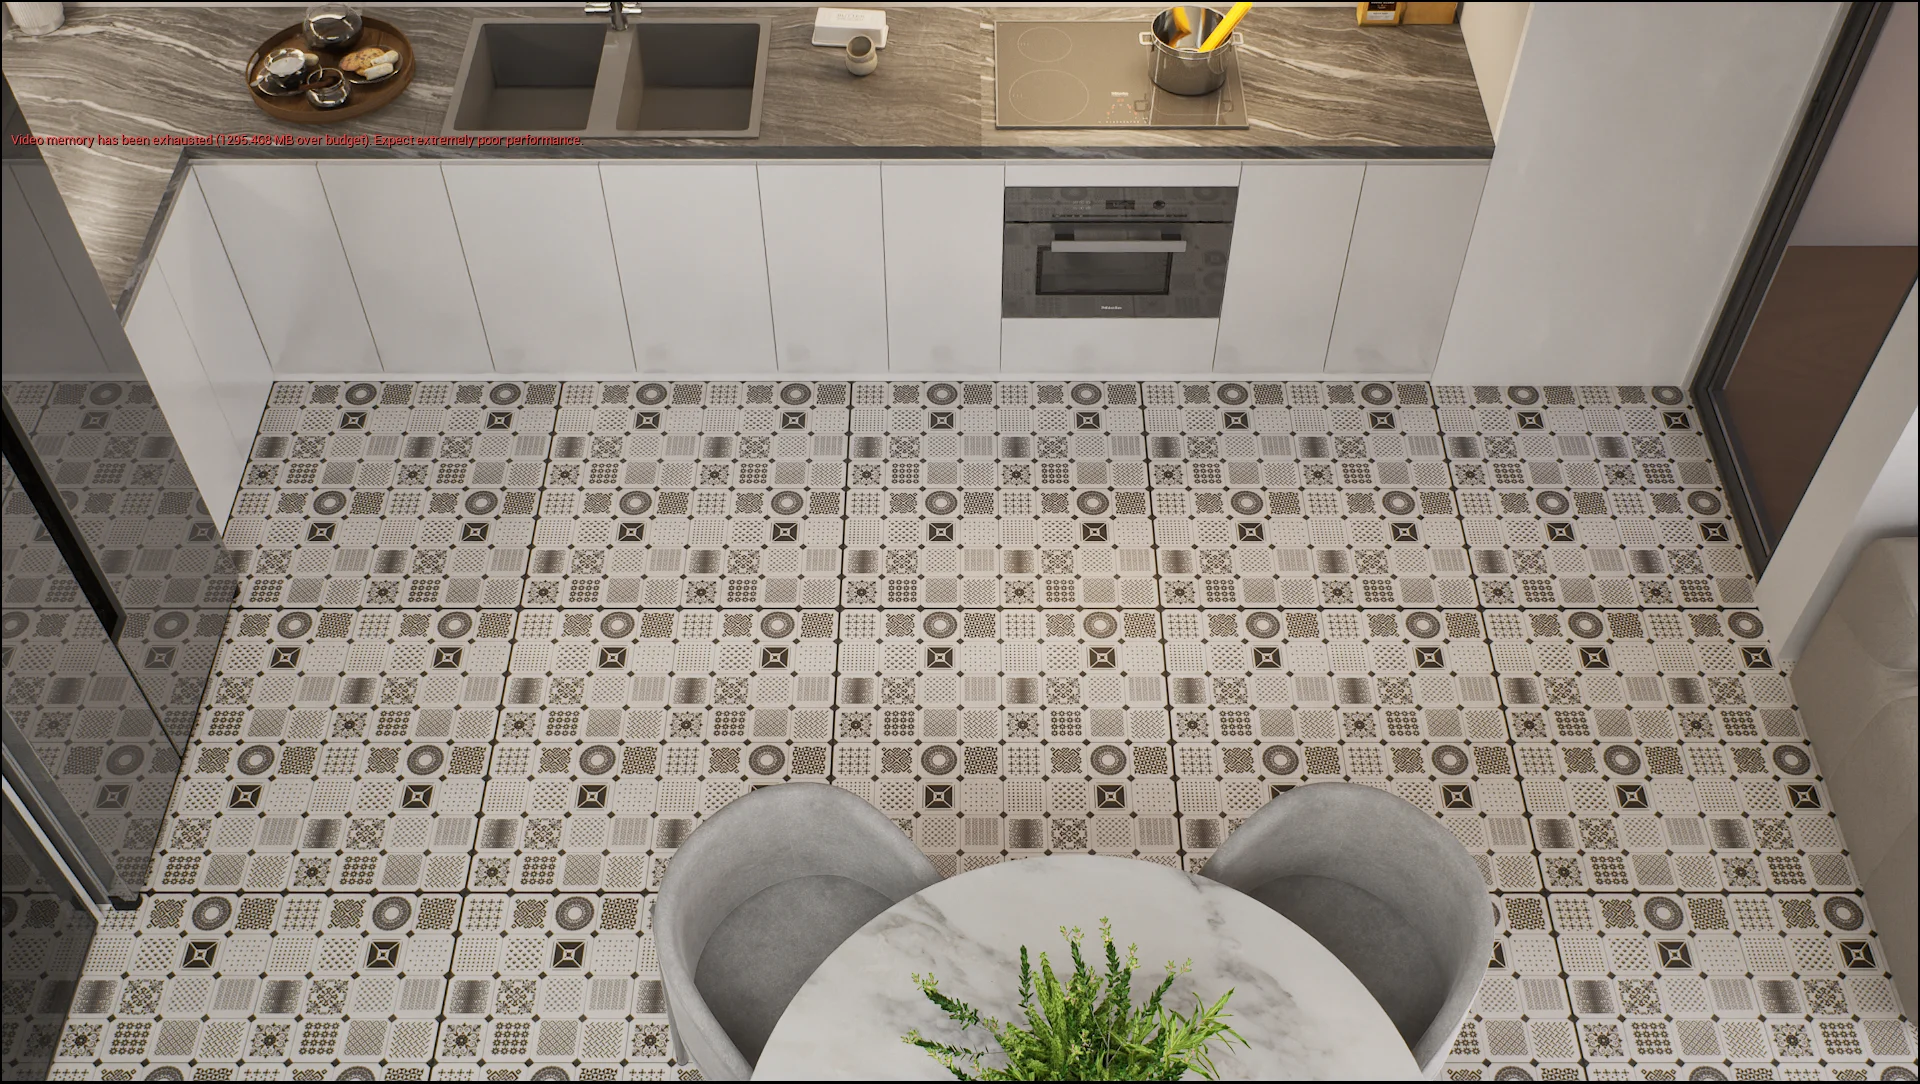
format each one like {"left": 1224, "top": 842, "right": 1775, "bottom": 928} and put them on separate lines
{"left": 752, "top": 854, "right": 1420, "bottom": 1080}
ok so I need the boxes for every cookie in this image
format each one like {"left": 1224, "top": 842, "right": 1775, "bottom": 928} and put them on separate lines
{"left": 341, "top": 46, "right": 385, "bottom": 73}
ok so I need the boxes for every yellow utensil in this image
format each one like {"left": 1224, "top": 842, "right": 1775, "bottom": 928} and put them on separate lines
{"left": 1168, "top": 5, "right": 1193, "bottom": 46}
{"left": 1200, "top": 1, "right": 1252, "bottom": 50}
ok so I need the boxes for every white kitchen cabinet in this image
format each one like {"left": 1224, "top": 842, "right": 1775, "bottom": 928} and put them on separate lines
{"left": 318, "top": 162, "right": 492, "bottom": 374}
{"left": 1325, "top": 161, "right": 1488, "bottom": 374}
{"left": 1002, "top": 318, "right": 1219, "bottom": 376}
{"left": 194, "top": 161, "right": 379, "bottom": 374}
{"left": 441, "top": 162, "right": 632, "bottom": 374}
{"left": 883, "top": 162, "right": 1003, "bottom": 373}
{"left": 123, "top": 264, "right": 242, "bottom": 527}
{"left": 601, "top": 162, "right": 775, "bottom": 374}
{"left": 153, "top": 171, "right": 273, "bottom": 456}
{"left": 1214, "top": 162, "right": 1364, "bottom": 373}
{"left": 757, "top": 163, "right": 888, "bottom": 374}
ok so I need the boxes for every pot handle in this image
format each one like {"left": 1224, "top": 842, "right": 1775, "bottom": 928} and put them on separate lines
{"left": 1140, "top": 30, "right": 1243, "bottom": 49}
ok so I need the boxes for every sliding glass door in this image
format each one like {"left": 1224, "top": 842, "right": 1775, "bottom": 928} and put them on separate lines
{"left": 1693, "top": 2, "right": 1919, "bottom": 567}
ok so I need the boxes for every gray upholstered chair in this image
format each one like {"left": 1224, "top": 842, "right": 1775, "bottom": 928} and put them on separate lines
{"left": 1198, "top": 782, "right": 1494, "bottom": 1078}
{"left": 652, "top": 782, "right": 941, "bottom": 1080}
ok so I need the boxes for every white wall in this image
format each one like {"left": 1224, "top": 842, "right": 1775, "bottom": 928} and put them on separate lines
{"left": 1788, "top": 0, "right": 1918, "bottom": 247}
{"left": 1759, "top": 287, "right": 1919, "bottom": 662}
{"left": 1461, "top": 1, "right": 1531, "bottom": 139}
{"left": 1434, "top": 2, "right": 1844, "bottom": 386}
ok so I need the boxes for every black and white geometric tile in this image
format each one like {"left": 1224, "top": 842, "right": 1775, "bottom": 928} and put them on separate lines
{"left": 1144, "top": 381, "right": 1475, "bottom": 608}
{"left": 151, "top": 608, "right": 511, "bottom": 895}
{"left": 843, "top": 381, "right": 1154, "bottom": 608}
{"left": 1161, "top": 606, "right": 1531, "bottom": 887}
{"left": 41, "top": 381, "right": 1915, "bottom": 1082}
{"left": 833, "top": 607, "right": 1180, "bottom": 876}
{"left": 227, "top": 381, "right": 553, "bottom": 610}
{"left": 529, "top": 381, "right": 849, "bottom": 609}
{"left": 1435, "top": 385, "right": 1753, "bottom": 609}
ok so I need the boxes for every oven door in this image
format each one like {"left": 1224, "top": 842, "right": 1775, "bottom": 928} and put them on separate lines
{"left": 1003, "top": 222, "right": 1231, "bottom": 317}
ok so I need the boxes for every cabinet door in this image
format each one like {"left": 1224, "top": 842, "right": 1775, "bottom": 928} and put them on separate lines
{"left": 883, "top": 162, "right": 1003, "bottom": 373}
{"left": 757, "top": 163, "right": 888, "bottom": 374}
{"left": 1001, "top": 318, "right": 1220, "bottom": 375}
{"left": 1214, "top": 163, "right": 1364, "bottom": 373}
{"left": 601, "top": 162, "right": 775, "bottom": 374}
{"left": 1325, "top": 161, "right": 1488, "bottom": 374}
{"left": 319, "top": 162, "right": 491, "bottom": 374}
{"left": 441, "top": 162, "right": 633, "bottom": 374}
{"left": 194, "top": 162, "right": 379, "bottom": 374}
{"left": 153, "top": 172, "right": 273, "bottom": 456}
{"left": 123, "top": 265, "right": 242, "bottom": 528}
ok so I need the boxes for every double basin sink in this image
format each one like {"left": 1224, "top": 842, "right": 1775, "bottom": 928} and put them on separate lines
{"left": 445, "top": 17, "right": 772, "bottom": 138}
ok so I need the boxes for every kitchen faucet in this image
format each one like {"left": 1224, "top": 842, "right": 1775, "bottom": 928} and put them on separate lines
{"left": 585, "top": 2, "right": 642, "bottom": 31}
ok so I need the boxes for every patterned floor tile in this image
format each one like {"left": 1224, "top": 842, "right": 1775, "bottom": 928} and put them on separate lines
{"left": 1446, "top": 893, "right": 1584, "bottom": 1079}
{"left": 528, "top": 381, "right": 849, "bottom": 608}
{"left": 1144, "top": 380, "right": 1475, "bottom": 608}
{"left": 55, "top": 891, "right": 456, "bottom": 1075}
{"left": 1490, "top": 607, "right": 1841, "bottom": 893}
{"left": 226, "top": 381, "right": 554, "bottom": 609}
{"left": 154, "top": 608, "right": 511, "bottom": 893}
{"left": 479, "top": 607, "right": 836, "bottom": 893}
{"left": 442, "top": 893, "right": 664, "bottom": 1074}
{"left": 1159, "top": 607, "right": 1528, "bottom": 887}
{"left": 843, "top": 380, "right": 1154, "bottom": 608}
{"left": 833, "top": 607, "right": 1177, "bottom": 876}
{"left": 37, "top": 381, "right": 1913, "bottom": 1082}
{"left": 1550, "top": 891, "right": 1913, "bottom": 1072}
{"left": 1436, "top": 384, "right": 1753, "bottom": 609}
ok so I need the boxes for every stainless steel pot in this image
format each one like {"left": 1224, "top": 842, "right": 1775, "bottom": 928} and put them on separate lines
{"left": 1142, "top": 6, "right": 1240, "bottom": 96}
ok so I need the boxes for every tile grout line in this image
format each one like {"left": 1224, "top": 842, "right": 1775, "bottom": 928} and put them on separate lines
{"left": 51, "top": 378, "right": 1907, "bottom": 1078}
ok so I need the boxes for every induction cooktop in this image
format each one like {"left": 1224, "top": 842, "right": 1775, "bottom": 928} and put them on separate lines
{"left": 993, "top": 20, "right": 1248, "bottom": 130}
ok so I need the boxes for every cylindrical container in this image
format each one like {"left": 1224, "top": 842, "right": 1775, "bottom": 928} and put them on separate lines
{"left": 5, "top": 3, "right": 66, "bottom": 36}
{"left": 1143, "top": 6, "right": 1239, "bottom": 96}
{"left": 302, "top": 3, "right": 362, "bottom": 50}
{"left": 845, "top": 34, "right": 877, "bottom": 77}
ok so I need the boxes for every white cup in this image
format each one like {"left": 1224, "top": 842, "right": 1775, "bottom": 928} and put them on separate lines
{"left": 6, "top": 3, "right": 66, "bottom": 35}
{"left": 845, "top": 34, "right": 877, "bottom": 77}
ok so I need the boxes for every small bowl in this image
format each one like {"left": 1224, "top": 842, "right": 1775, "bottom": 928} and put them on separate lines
{"left": 254, "top": 46, "right": 318, "bottom": 95}
{"left": 304, "top": 67, "right": 351, "bottom": 109}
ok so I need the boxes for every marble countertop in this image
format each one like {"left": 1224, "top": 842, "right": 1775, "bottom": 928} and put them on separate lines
{"left": 754, "top": 854, "right": 1420, "bottom": 1080}
{"left": 2, "top": 4, "right": 1490, "bottom": 304}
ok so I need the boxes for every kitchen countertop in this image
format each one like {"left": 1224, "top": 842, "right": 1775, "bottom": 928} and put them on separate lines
{"left": 2, "top": 4, "right": 1492, "bottom": 305}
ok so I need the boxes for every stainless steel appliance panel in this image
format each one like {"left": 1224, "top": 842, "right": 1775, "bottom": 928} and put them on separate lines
{"left": 1003, "top": 186, "right": 1236, "bottom": 318}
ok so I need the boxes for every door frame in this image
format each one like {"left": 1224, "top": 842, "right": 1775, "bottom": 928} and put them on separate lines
{"left": 1690, "top": 2, "right": 1897, "bottom": 573}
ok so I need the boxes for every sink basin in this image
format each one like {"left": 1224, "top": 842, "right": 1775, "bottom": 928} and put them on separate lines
{"left": 445, "top": 17, "right": 771, "bottom": 139}
{"left": 450, "top": 23, "right": 606, "bottom": 132}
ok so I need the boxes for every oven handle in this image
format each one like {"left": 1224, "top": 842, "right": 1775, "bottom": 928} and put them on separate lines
{"left": 1048, "top": 239, "right": 1189, "bottom": 253}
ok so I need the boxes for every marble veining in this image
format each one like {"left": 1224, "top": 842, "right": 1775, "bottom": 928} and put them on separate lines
{"left": 754, "top": 854, "right": 1421, "bottom": 1080}
{"left": 1, "top": 5, "right": 1491, "bottom": 303}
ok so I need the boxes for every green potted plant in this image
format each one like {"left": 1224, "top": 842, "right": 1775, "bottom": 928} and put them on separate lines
{"left": 904, "top": 919, "right": 1246, "bottom": 1081}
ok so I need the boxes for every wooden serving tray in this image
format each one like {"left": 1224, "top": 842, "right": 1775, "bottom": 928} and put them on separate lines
{"left": 245, "top": 16, "right": 414, "bottom": 124}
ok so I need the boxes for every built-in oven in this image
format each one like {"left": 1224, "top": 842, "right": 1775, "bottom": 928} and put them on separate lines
{"left": 1003, "top": 186, "right": 1236, "bottom": 318}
